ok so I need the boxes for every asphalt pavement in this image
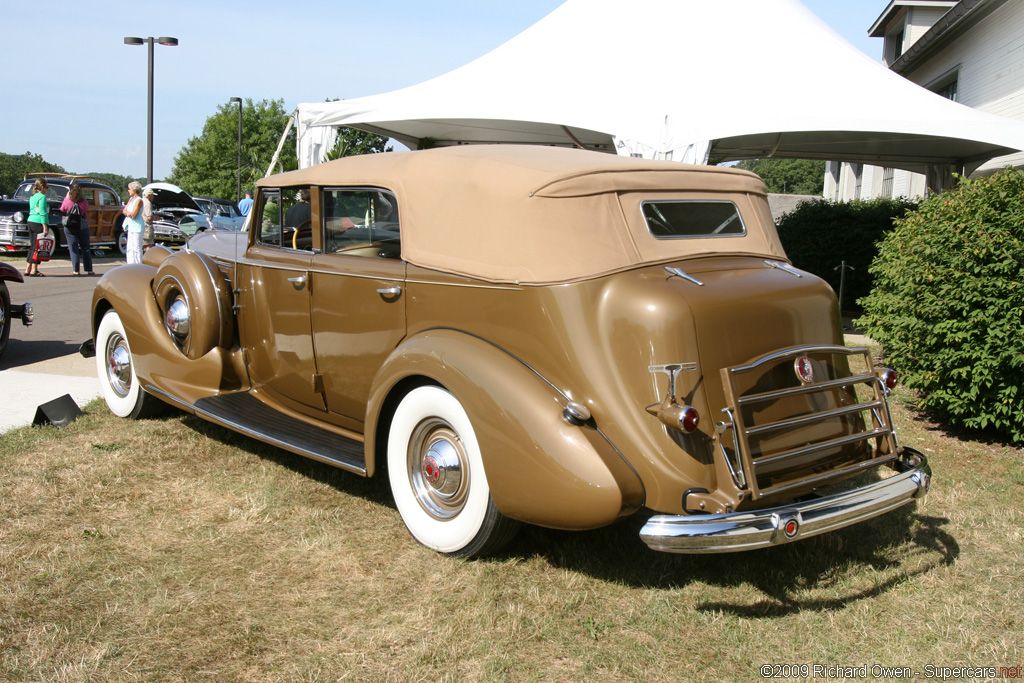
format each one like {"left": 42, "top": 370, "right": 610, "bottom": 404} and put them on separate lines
{"left": 1, "top": 253, "right": 124, "bottom": 432}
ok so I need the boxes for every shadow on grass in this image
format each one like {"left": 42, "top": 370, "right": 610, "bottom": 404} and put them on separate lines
{"left": 509, "top": 507, "right": 957, "bottom": 615}
{"left": 180, "top": 413, "right": 395, "bottom": 508}
{"left": 175, "top": 411, "right": 958, "bottom": 615}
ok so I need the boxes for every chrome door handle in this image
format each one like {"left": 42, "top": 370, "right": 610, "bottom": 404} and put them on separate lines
{"left": 376, "top": 286, "right": 401, "bottom": 296}
{"left": 287, "top": 275, "right": 306, "bottom": 284}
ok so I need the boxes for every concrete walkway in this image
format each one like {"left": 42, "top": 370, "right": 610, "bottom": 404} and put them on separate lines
{"left": 1, "top": 254, "right": 114, "bottom": 433}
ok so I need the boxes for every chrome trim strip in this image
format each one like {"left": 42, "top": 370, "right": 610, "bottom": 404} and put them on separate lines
{"left": 664, "top": 266, "right": 705, "bottom": 286}
{"left": 764, "top": 260, "right": 803, "bottom": 278}
{"left": 730, "top": 345, "right": 869, "bottom": 374}
{"left": 736, "top": 373, "right": 877, "bottom": 406}
{"left": 754, "top": 428, "right": 892, "bottom": 466}
{"left": 745, "top": 400, "right": 885, "bottom": 436}
{"left": 639, "top": 453, "right": 930, "bottom": 553}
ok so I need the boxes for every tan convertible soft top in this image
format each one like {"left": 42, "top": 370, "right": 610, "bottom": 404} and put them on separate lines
{"left": 259, "top": 145, "right": 786, "bottom": 285}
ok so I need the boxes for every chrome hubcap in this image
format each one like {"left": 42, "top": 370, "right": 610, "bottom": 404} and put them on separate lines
{"left": 408, "top": 418, "right": 469, "bottom": 520}
{"left": 165, "top": 296, "right": 190, "bottom": 344}
{"left": 105, "top": 332, "right": 132, "bottom": 398}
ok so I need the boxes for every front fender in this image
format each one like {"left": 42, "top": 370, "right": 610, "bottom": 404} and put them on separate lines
{"left": 91, "top": 263, "right": 246, "bottom": 407}
{"left": 366, "top": 328, "right": 645, "bottom": 530}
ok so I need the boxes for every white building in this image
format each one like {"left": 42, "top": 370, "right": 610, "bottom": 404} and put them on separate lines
{"left": 825, "top": 0, "right": 1024, "bottom": 201}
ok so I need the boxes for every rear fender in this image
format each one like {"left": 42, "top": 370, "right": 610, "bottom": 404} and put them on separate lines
{"left": 366, "top": 328, "right": 645, "bottom": 530}
{"left": 91, "top": 263, "right": 246, "bottom": 408}
{"left": 0, "top": 262, "right": 24, "bottom": 284}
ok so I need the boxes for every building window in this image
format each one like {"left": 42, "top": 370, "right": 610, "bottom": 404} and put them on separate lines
{"left": 935, "top": 79, "right": 958, "bottom": 102}
{"left": 885, "top": 30, "right": 904, "bottom": 64}
{"left": 929, "top": 69, "right": 959, "bottom": 102}
{"left": 881, "top": 168, "right": 895, "bottom": 198}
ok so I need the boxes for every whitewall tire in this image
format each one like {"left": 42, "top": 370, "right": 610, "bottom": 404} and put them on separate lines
{"left": 387, "top": 385, "right": 518, "bottom": 558}
{"left": 96, "top": 309, "right": 156, "bottom": 419}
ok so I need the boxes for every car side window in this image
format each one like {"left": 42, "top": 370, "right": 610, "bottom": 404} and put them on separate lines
{"left": 81, "top": 189, "right": 95, "bottom": 203}
{"left": 257, "top": 189, "right": 283, "bottom": 246}
{"left": 322, "top": 189, "right": 401, "bottom": 259}
{"left": 97, "top": 191, "right": 118, "bottom": 207}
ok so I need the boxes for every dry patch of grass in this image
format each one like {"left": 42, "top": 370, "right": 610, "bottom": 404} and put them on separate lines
{"left": 1, "top": 388, "right": 1021, "bottom": 681}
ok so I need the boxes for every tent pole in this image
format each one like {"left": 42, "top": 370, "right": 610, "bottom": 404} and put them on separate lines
{"left": 561, "top": 126, "right": 587, "bottom": 149}
{"left": 266, "top": 114, "right": 296, "bottom": 177}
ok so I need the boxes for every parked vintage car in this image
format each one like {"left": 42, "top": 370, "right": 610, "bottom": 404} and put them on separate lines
{"left": 0, "top": 262, "right": 34, "bottom": 357}
{"left": 192, "top": 196, "right": 246, "bottom": 232}
{"left": 0, "top": 174, "right": 125, "bottom": 254}
{"left": 86, "top": 146, "right": 931, "bottom": 557}
{"left": 142, "top": 183, "right": 211, "bottom": 249}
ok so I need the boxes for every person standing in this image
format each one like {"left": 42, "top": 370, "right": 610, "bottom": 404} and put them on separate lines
{"left": 122, "top": 181, "right": 144, "bottom": 264}
{"left": 59, "top": 182, "right": 94, "bottom": 276}
{"left": 142, "top": 187, "right": 156, "bottom": 252}
{"left": 238, "top": 189, "right": 253, "bottom": 216}
{"left": 25, "top": 178, "right": 50, "bottom": 277}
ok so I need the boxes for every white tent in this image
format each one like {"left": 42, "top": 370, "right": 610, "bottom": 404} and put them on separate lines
{"left": 294, "top": 0, "right": 1024, "bottom": 178}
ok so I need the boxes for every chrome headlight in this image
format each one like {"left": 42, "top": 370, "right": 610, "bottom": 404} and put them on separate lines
{"left": 13, "top": 211, "right": 25, "bottom": 223}
{"left": 164, "top": 297, "right": 191, "bottom": 344}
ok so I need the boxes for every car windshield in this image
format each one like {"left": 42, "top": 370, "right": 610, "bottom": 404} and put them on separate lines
{"left": 13, "top": 183, "right": 68, "bottom": 202}
{"left": 641, "top": 200, "right": 746, "bottom": 238}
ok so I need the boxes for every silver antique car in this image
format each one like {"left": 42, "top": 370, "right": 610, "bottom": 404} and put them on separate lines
{"left": 87, "top": 146, "right": 930, "bottom": 558}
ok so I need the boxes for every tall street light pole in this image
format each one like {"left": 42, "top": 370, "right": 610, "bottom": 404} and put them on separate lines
{"left": 230, "top": 97, "right": 242, "bottom": 203}
{"left": 124, "top": 36, "right": 178, "bottom": 185}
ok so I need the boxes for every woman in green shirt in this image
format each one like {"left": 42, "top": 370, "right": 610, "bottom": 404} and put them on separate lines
{"left": 26, "top": 178, "right": 51, "bottom": 277}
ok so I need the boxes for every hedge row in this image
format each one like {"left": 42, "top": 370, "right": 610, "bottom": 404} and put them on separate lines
{"left": 857, "top": 169, "right": 1024, "bottom": 442}
{"left": 776, "top": 198, "right": 918, "bottom": 310}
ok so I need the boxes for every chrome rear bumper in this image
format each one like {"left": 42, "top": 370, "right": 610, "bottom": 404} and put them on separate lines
{"left": 640, "top": 450, "right": 930, "bottom": 553}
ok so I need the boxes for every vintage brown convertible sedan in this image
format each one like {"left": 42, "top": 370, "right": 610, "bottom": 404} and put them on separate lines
{"left": 87, "top": 145, "right": 930, "bottom": 557}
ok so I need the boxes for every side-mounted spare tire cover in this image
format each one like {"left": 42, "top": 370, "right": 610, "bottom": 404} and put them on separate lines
{"left": 153, "top": 250, "right": 233, "bottom": 360}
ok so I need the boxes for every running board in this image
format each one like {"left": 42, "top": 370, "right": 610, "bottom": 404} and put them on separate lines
{"left": 192, "top": 392, "right": 366, "bottom": 475}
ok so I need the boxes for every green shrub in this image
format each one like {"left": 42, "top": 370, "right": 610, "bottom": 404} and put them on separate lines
{"left": 776, "top": 198, "right": 918, "bottom": 310}
{"left": 857, "top": 168, "right": 1024, "bottom": 442}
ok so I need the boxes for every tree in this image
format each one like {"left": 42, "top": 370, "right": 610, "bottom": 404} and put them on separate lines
{"left": 324, "top": 128, "right": 393, "bottom": 160}
{"left": 858, "top": 169, "right": 1024, "bottom": 442}
{"left": 733, "top": 158, "right": 826, "bottom": 195}
{"left": 0, "top": 152, "right": 65, "bottom": 196}
{"left": 168, "top": 98, "right": 298, "bottom": 201}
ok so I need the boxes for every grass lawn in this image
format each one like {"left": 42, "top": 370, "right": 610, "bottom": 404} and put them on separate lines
{"left": 1, "top": 379, "right": 1021, "bottom": 681}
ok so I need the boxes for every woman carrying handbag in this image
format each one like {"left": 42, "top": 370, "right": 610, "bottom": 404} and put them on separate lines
{"left": 59, "top": 182, "right": 95, "bottom": 276}
{"left": 25, "top": 178, "right": 50, "bottom": 277}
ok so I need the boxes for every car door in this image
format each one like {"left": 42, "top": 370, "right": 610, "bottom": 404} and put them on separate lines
{"left": 92, "top": 188, "right": 121, "bottom": 243}
{"left": 240, "top": 187, "right": 324, "bottom": 412}
{"left": 310, "top": 188, "right": 407, "bottom": 426}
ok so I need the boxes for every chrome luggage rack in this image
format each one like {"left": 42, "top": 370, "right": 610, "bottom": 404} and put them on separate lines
{"left": 716, "top": 345, "right": 898, "bottom": 500}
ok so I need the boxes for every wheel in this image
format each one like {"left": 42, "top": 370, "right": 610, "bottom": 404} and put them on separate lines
{"left": 387, "top": 386, "right": 519, "bottom": 558}
{"left": 116, "top": 226, "right": 127, "bottom": 256}
{"left": 0, "top": 283, "right": 10, "bottom": 358}
{"left": 95, "top": 309, "right": 158, "bottom": 418}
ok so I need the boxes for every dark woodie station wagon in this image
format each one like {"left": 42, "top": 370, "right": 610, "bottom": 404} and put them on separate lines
{"left": 88, "top": 145, "right": 930, "bottom": 557}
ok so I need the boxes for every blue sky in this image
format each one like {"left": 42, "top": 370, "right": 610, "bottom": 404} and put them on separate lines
{"left": 0, "top": 0, "right": 888, "bottom": 181}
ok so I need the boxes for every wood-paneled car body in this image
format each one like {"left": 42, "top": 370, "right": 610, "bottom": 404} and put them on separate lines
{"left": 0, "top": 174, "right": 125, "bottom": 254}
{"left": 87, "top": 146, "right": 930, "bottom": 557}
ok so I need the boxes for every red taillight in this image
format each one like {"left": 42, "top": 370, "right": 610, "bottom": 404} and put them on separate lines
{"left": 879, "top": 368, "right": 898, "bottom": 391}
{"left": 680, "top": 406, "right": 700, "bottom": 434}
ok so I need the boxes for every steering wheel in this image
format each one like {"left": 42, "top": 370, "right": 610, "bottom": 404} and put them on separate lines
{"left": 291, "top": 220, "right": 312, "bottom": 250}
